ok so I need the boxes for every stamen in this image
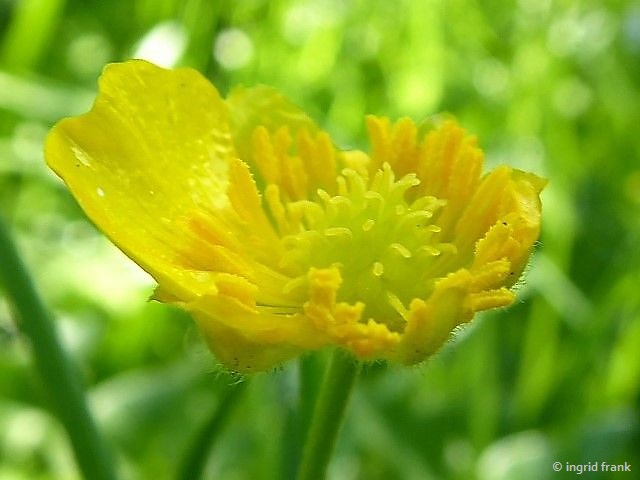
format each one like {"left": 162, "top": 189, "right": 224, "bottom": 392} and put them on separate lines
{"left": 324, "top": 227, "right": 353, "bottom": 239}
{"left": 386, "top": 291, "right": 409, "bottom": 321}
{"left": 280, "top": 162, "right": 453, "bottom": 332}
{"left": 389, "top": 243, "right": 412, "bottom": 258}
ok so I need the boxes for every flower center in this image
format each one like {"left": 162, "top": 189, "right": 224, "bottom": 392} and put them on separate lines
{"left": 281, "top": 164, "right": 455, "bottom": 332}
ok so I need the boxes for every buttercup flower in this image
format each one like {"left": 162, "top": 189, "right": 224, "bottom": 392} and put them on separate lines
{"left": 46, "top": 60, "right": 545, "bottom": 373}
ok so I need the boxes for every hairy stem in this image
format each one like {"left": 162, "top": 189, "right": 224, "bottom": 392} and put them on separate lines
{"left": 296, "top": 349, "right": 359, "bottom": 480}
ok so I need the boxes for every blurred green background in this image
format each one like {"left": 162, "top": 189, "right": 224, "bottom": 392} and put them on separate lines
{"left": 1, "top": 0, "right": 639, "bottom": 479}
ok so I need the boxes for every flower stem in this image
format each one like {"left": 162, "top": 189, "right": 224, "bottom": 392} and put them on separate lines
{"left": 0, "top": 216, "right": 116, "bottom": 480}
{"left": 282, "top": 353, "right": 326, "bottom": 479}
{"left": 177, "top": 379, "right": 247, "bottom": 480}
{"left": 296, "top": 349, "right": 360, "bottom": 480}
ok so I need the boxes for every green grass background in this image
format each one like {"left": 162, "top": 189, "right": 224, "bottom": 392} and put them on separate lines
{"left": 1, "top": 0, "right": 639, "bottom": 479}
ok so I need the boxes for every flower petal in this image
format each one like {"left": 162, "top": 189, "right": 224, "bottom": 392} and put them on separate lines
{"left": 391, "top": 270, "right": 473, "bottom": 364}
{"left": 45, "top": 60, "right": 235, "bottom": 298}
{"left": 192, "top": 316, "right": 305, "bottom": 373}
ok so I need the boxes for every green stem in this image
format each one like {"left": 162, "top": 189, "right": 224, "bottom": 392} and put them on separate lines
{"left": 177, "top": 380, "right": 247, "bottom": 480}
{"left": 298, "top": 353, "right": 325, "bottom": 441}
{"left": 282, "top": 353, "right": 326, "bottom": 479}
{"left": 0, "top": 215, "right": 116, "bottom": 480}
{"left": 296, "top": 350, "right": 360, "bottom": 480}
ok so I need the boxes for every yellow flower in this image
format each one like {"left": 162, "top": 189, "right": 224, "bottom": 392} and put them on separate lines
{"left": 45, "top": 60, "right": 545, "bottom": 373}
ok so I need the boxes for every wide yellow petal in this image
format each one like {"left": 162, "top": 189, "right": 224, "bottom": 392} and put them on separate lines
{"left": 45, "top": 60, "right": 234, "bottom": 299}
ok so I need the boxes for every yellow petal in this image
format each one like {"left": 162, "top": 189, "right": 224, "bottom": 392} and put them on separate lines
{"left": 192, "top": 315, "right": 304, "bottom": 374}
{"left": 45, "top": 60, "right": 234, "bottom": 299}
{"left": 453, "top": 165, "right": 513, "bottom": 260}
{"left": 391, "top": 270, "right": 473, "bottom": 364}
{"left": 501, "top": 169, "right": 547, "bottom": 278}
